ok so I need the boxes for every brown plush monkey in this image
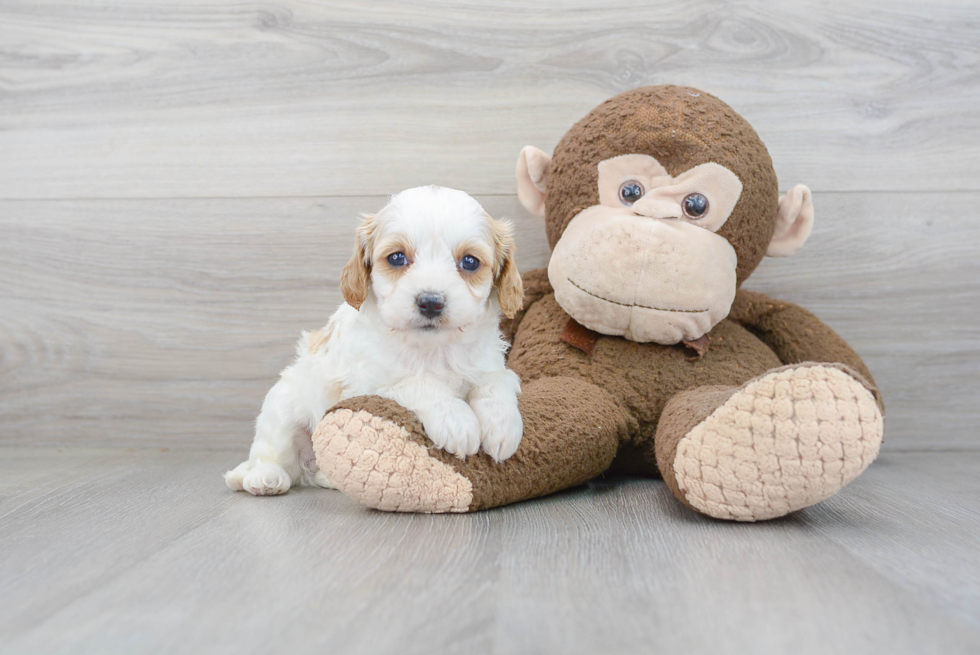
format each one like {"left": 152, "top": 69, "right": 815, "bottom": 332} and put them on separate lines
{"left": 311, "top": 85, "right": 884, "bottom": 521}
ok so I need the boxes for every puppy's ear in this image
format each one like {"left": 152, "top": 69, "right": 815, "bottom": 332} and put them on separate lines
{"left": 340, "top": 213, "right": 374, "bottom": 310}
{"left": 488, "top": 216, "right": 524, "bottom": 319}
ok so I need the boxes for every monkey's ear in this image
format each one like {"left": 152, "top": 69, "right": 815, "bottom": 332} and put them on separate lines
{"left": 516, "top": 146, "right": 551, "bottom": 218}
{"left": 768, "top": 184, "right": 814, "bottom": 257}
{"left": 340, "top": 214, "right": 374, "bottom": 309}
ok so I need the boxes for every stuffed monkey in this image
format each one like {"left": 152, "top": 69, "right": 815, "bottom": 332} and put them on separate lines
{"left": 311, "top": 85, "right": 884, "bottom": 521}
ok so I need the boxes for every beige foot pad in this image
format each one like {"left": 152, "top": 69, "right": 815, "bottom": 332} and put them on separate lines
{"left": 312, "top": 409, "right": 473, "bottom": 513}
{"left": 673, "top": 365, "right": 883, "bottom": 521}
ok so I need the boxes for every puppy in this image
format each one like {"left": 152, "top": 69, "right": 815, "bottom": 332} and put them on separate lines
{"left": 224, "top": 186, "right": 526, "bottom": 495}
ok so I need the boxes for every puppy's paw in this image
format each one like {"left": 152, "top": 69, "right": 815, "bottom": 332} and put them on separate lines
{"left": 223, "top": 460, "right": 251, "bottom": 491}
{"left": 241, "top": 462, "right": 292, "bottom": 496}
{"left": 419, "top": 399, "right": 481, "bottom": 458}
{"left": 472, "top": 398, "right": 524, "bottom": 462}
{"left": 314, "top": 470, "right": 337, "bottom": 489}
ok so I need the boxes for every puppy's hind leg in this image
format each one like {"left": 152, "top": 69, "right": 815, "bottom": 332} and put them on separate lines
{"left": 224, "top": 378, "right": 309, "bottom": 496}
{"left": 225, "top": 429, "right": 302, "bottom": 496}
{"left": 228, "top": 460, "right": 291, "bottom": 496}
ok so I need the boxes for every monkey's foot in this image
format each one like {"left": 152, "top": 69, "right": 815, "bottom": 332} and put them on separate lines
{"left": 664, "top": 364, "right": 883, "bottom": 521}
{"left": 311, "top": 401, "right": 474, "bottom": 513}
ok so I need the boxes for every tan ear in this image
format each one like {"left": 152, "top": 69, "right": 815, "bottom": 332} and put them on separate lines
{"left": 768, "top": 184, "right": 814, "bottom": 257}
{"left": 340, "top": 214, "right": 374, "bottom": 309}
{"left": 516, "top": 145, "right": 551, "bottom": 218}
{"left": 488, "top": 217, "right": 524, "bottom": 319}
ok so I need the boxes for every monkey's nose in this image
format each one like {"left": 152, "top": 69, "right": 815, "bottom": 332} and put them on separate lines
{"left": 416, "top": 293, "right": 445, "bottom": 319}
{"left": 631, "top": 196, "right": 681, "bottom": 220}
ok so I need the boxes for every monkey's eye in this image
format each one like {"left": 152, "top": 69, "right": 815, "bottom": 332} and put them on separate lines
{"left": 459, "top": 255, "right": 480, "bottom": 272}
{"left": 682, "top": 193, "right": 709, "bottom": 219}
{"left": 618, "top": 180, "right": 645, "bottom": 206}
{"left": 387, "top": 252, "right": 408, "bottom": 267}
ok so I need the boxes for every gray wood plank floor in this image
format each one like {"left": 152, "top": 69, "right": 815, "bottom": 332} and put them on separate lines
{"left": 0, "top": 448, "right": 978, "bottom": 655}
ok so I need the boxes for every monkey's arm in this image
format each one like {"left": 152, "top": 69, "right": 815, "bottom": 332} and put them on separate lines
{"left": 501, "top": 268, "right": 553, "bottom": 346}
{"left": 729, "top": 289, "right": 883, "bottom": 412}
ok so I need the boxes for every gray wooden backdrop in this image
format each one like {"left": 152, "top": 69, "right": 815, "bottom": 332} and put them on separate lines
{"left": 1, "top": 0, "right": 978, "bottom": 452}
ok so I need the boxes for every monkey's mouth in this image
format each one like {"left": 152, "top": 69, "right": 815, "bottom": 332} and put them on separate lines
{"left": 567, "top": 278, "right": 709, "bottom": 314}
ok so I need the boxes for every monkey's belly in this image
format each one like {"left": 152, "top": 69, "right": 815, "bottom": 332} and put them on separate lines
{"left": 508, "top": 294, "right": 782, "bottom": 429}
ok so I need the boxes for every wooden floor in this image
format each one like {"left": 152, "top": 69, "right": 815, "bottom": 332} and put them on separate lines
{"left": 2, "top": 1, "right": 979, "bottom": 652}
{"left": 0, "top": 448, "right": 978, "bottom": 654}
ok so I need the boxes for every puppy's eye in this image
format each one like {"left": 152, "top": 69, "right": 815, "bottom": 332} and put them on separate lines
{"left": 459, "top": 255, "right": 480, "bottom": 272}
{"left": 619, "top": 180, "right": 645, "bottom": 206}
{"left": 682, "top": 193, "right": 709, "bottom": 219}
{"left": 387, "top": 252, "right": 408, "bottom": 267}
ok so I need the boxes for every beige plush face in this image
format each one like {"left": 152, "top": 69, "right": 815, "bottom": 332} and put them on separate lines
{"left": 547, "top": 154, "right": 744, "bottom": 344}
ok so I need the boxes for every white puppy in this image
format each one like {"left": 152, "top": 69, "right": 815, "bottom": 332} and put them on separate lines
{"left": 224, "top": 186, "right": 526, "bottom": 496}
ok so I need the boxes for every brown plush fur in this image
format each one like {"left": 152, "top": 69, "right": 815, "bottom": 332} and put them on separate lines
{"left": 509, "top": 290, "right": 783, "bottom": 443}
{"left": 729, "top": 290, "right": 884, "bottom": 413}
{"left": 315, "top": 85, "right": 884, "bottom": 519}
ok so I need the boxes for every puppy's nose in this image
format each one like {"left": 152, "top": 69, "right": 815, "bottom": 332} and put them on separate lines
{"left": 416, "top": 293, "right": 445, "bottom": 319}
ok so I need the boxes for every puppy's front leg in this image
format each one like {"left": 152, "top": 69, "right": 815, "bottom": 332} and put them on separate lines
{"left": 470, "top": 369, "right": 523, "bottom": 462}
{"left": 378, "top": 378, "right": 481, "bottom": 458}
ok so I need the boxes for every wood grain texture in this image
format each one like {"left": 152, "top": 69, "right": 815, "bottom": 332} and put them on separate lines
{"left": 0, "top": 448, "right": 978, "bottom": 654}
{"left": 2, "top": 4, "right": 977, "bottom": 653}
{"left": 1, "top": 192, "right": 977, "bottom": 450}
{"left": 0, "top": 195, "right": 547, "bottom": 448}
{"left": 1, "top": 0, "right": 978, "bottom": 198}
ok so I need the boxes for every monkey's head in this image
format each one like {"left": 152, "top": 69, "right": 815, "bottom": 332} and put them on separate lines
{"left": 516, "top": 85, "right": 814, "bottom": 344}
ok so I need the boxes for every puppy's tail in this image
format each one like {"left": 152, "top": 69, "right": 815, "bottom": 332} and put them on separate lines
{"left": 299, "top": 325, "right": 334, "bottom": 357}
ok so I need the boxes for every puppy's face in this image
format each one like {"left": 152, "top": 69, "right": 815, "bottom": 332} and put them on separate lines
{"left": 340, "top": 186, "right": 523, "bottom": 341}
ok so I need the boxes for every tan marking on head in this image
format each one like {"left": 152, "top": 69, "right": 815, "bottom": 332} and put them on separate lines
{"left": 454, "top": 238, "right": 495, "bottom": 298}
{"left": 373, "top": 233, "right": 415, "bottom": 285}
{"left": 340, "top": 213, "right": 376, "bottom": 310}
{"left": 486, "top": 215, "right": 524, "bottom": 319}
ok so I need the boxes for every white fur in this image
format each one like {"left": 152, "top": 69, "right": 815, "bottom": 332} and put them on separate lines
{"left": 225, "top": 186, "right": 523, "bottom": 496}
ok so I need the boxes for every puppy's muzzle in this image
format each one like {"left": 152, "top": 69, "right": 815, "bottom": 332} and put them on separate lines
{"left": 416, "top": 293, "right": 445, "bottom": 319}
